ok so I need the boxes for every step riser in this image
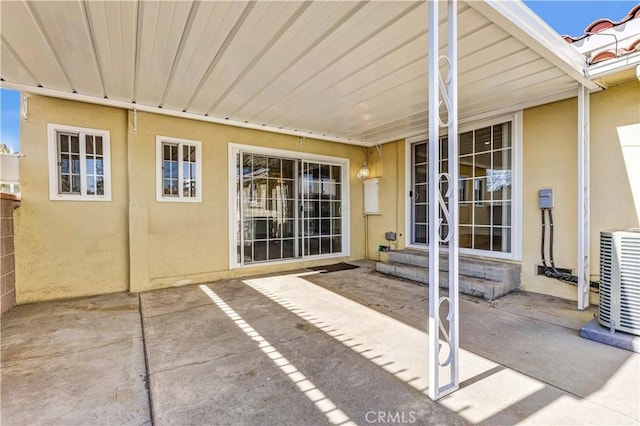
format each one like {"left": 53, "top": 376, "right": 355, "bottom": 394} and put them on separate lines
{"left": 376, "top": 262, "right": 517, "bottom": 301}
{"left": 387, "top": 251, "right": 520, "bottom": 285}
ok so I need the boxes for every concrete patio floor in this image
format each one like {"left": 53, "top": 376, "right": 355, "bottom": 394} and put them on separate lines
{"left": 2, "top": 261, "right": 639, "bottom": 425}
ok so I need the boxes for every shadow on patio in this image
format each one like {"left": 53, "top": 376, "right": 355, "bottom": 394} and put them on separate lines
{"left": 2, "top": 261, "right": 638, "bottom": 425}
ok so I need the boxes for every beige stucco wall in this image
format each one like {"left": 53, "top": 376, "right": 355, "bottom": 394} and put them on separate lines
{"left": 128, "top": 111, "right": 366, "bottom": 292}
{"left": 15, "top": 95, "right": 130, "bottom": 303}
{"left": 15, "top": 95, "right": 369, "bottom": 301}
{"left": 361, "top": 140, "right": 406, "bottom": 261}
{"left": 522, "top": 80, "right": 640, "bottom": 302}
{"left": 14, "top": 80, "right": 639, "bottom": 303}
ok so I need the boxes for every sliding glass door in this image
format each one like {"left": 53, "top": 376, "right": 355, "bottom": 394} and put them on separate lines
{"left": 239, "top": 153, "right": 297, "bottom": 263}
{"left": 235, "top": 150, "right": 345, "bottom": 266}
{"left": 300, "top": 161, "right": 343, "bottom": 257}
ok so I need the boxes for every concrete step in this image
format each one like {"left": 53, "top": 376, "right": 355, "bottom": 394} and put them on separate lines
{"left": 376, "top": 261, "right": 517, "bottom": 301}
{"left": 388, "top": 249, "right": 520, "bottom": 286}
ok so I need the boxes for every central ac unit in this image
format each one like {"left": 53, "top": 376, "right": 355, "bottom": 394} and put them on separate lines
{"left": 599, "top": 229, "right": 640, "bottom": 336}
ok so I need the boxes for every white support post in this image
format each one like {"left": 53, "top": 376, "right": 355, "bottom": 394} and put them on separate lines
{"left": 577, "top": 85, "right": 590, "bottom": 310}
{"left": 427, "top": 0, "right": 440, "bottom": 400}
{"left": 446, "top": 0, "right": 460, "bottom": 394}
{"left": 428, "top": 0, "right": 459, "bottom": 401}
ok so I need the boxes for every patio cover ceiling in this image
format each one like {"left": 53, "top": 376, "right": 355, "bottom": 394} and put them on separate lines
{"left": 0, "top": 0, "right": 599, "bottom": 146}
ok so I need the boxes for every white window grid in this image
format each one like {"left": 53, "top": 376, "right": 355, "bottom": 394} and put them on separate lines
{"left": 412, "top": 121, "right": 513, "bottom": 254}
{"left": 47, "top": 123, "right": 111, "bottom": 201}
{"left": 155, "top": 136, "right": 202, "bottom": 203}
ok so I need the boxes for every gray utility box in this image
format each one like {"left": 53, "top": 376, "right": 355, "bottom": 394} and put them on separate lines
{"left": 538, "top": 188, "right": 554, "bottom": 209}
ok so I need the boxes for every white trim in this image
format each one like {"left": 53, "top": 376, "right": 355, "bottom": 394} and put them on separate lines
{"left": 2, "top": 82, "right": 369, "bottom": 147}
{"left": 577, "top": 85, "right": 590, "bottom": 310}
{"left": 227, "top": 143, "right": 350, "bottom": 270}
{"left": 47, "top": 123, "right": 112, "bottom": 201}
{"left": 403, "top": 112, "right": 522, "bottom": 261}
{"left": 155, "top": 135, "right": 202, "bottom": 203}
{"left": 587, "top": 51, "right": 640, "bottom": 79}
{"left": 511, "top": 110, "right": 523, "bottom": 261}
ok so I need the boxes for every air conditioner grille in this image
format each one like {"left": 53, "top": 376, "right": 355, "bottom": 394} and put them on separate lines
{"left": 599, "top": 234, "right": 613, "bottom": 324}
{"left": 599, "top": 230, "right": 640, "bottom": 336}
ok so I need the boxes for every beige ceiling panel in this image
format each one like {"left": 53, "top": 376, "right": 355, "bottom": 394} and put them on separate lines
{"left": 338, "top": 103, "right": 428, "bottom": 138}
{"left": 211, "top": 1, "right": 366, "bottom": 119}
{"left": 84, "top": 1, "right": 137, "bottom": 101}
{"left": 462, "top": 78, "right": 578, "bottom": 116}
{"left": 187, "top": 1, "right": 309, "bottom": 114}
{"left": 288, "top": 73, "right": 428, "bottom": 135}
{"left": 1, "top": 42, "right": 38, "bottom": 86}
{"left": 135, "top": 1, "right": 193, "bottom": 106}
{"left": 161, "top": 1, "right": 250, "bottom": 111}
{"left": 353, "top": 111, "right": 429, "bottom": 141}
{"left": 460, "top": 49, "right": 541, "bottom": 86}
{"left": 461, "top": 64, "right": 560, "bottom": 98}
{"left": 28, "top": 1, "right": 103, "bottom": 97}
{"left": 254, "top": 2, "right": 430, "bottom": 127}
{"left": 232, "top": 2, "right": 418, "bottom": 123}
{"left": 282, "top": 57, "right": 429, "bottom": 132}
{"left": 0, "top": 0, "right": 592, "bottom": 145}
{"left": 0, "top": 1, "right": 70, "bottom": 91}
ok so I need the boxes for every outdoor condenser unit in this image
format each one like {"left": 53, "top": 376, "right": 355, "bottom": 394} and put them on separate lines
{"left": 599, "top": 229, "right": 640, "bottom": 336}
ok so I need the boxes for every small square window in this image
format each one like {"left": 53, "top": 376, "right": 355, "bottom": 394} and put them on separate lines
{"left": 156, "top": 136, "right": 202, "bottom": 202}
{"left": 47, "top": 124, "right": 111, "bottom": 201}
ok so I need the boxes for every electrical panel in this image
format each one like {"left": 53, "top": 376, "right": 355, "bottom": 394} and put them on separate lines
{"left": 538, "top": 188, "right": 554, "bottom": 209}
{"left": 364, "top": 178, "right": 381, "bottom": 215}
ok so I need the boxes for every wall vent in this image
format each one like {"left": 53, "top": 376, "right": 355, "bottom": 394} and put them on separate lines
{"left": 599, "top": 229, "right": 640, "bottom": 336}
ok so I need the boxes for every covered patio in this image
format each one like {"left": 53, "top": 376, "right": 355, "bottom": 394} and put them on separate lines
{"left": 4, "top": 0, "right": 637, "bottom": 419}
{"left": 2, "top": 262, "right": 638, "bottom": 425}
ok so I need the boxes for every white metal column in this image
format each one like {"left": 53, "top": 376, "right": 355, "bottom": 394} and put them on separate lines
{"left": 577, "top": 85, "right": 590, "bottom": 310}
{"left": 428, "top": 0, "right": 459, "bottom": 401}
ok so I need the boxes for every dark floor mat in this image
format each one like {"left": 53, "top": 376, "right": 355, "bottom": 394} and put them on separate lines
{"left": 307, "top": 263, "right": 359, "bottom": 273}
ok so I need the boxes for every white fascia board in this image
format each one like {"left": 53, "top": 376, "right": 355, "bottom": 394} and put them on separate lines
{"left": 587, "top": 51, "right": 640, "bottom": 79}
{"left": 0, "top": 81, "right": 370, "bottom": 147}
{"left": 466, "top": 0, "right": 599, "bottom": 91}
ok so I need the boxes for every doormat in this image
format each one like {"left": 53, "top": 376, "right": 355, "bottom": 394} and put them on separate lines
{"left": 307, "top": 263, "right": 359, "bottom": 273}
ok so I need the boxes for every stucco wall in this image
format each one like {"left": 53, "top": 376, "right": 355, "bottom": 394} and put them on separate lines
{"left": 522, "top": 80, "right": 640, "bottom": 301}
{"left": 361, "top": 140, "right": 406, "bottom": 260}
{"left": 128, "top": 111, "right": 366, "bottom": 292}
{"left": 15, "top": 95, "right": 366, "bottom": 301}
{"left": 15, "top": 95, "right": 130, "bottom": 303}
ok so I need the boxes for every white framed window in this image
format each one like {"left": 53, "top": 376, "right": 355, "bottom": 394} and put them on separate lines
{"left": 156, "top": 136, "right": 202, "bottom": 202}
{"left": 404, "top": 112, "right": 522, "bottom": 261}
{"left": 47, "top": 123, "right": 112, "bottom": 201}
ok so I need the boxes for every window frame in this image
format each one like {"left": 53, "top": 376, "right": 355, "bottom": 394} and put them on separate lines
{"left": 404, "top": 111, "right": 523, "bottom": 261}
{"left": 47, "top": 123, "right": 112, "bottom": 201}
{"left": 155, "top": 135, "right": 202, "bottom": 203}
{"left": 227, "top": 143, "right": 350, "bottom": 270}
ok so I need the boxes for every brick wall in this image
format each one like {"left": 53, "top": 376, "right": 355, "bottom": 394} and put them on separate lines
{"left": 1, "top": 193, "right": 20, "bottom": 316}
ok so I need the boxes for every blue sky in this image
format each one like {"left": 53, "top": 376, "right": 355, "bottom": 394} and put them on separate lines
{"left": 0, "top": 1, "right": 637, "bottom": 153}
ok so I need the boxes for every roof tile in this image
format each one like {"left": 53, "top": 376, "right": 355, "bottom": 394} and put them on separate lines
{"left": 562, "top": 3, "right": 640, "bottom": 65}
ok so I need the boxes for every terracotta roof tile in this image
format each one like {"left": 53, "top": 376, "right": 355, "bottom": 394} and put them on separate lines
{"left": 562, "top": 3, "right": 640, "bottom": 43}
{"left": 587, "top": 37, "right": 640, "bottom": 64}
{"left": 562, "top": 3, "right": 640, "bottom": 65}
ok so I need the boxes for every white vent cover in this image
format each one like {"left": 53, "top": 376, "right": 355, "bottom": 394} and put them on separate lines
{"left": 599, "top": 229, "right": 640, "bottom": 336}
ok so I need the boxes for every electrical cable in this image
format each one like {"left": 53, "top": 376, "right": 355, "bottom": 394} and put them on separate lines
{"left": 541, "top": 209, "right": 548, "bottom": 268}
{"left": 547, "top": 208, "right": 563, "bottom": 276}
{"left": 539, "top": 207, "right": 599, "bottom": 291}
